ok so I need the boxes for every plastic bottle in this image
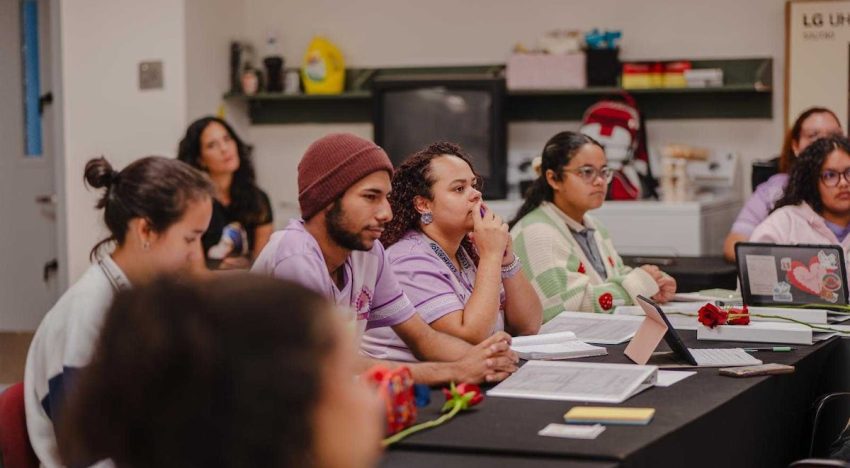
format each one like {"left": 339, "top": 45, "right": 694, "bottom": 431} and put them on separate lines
{"left": 301, "top": 36, "right": 345, "bottom": 94}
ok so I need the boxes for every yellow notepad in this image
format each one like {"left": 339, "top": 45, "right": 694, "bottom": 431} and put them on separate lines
{"left": 564, "top": 407, "right": 655, "bottom": 425}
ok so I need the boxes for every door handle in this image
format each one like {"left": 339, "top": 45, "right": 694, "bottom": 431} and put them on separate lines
{"left": 35, "top": 194, "right": 56, "bottom": 205}
{"left": 43, "top": 258, "right": 58, "bottom": 282}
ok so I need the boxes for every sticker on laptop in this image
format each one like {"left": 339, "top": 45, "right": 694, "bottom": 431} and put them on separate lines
{"left": 784, "top": 251, "right": 840, "bottom": 303}
{"left": 772, "top": 281, "right": 793, "bottom": 302}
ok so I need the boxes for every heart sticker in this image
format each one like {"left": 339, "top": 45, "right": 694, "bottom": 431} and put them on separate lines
{"left": 786, "top": 256, "right": 826, "bottom": 296}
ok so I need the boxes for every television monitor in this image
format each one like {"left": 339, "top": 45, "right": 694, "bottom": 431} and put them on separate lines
{"left": 372, "top": 76, "right": 507, "bottom": 199}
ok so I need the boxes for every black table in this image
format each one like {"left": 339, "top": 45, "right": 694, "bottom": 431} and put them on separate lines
{"left": 622, "top": 255, "right": 738, "bottom": 292}
{"left": 380, "top": 333, "right": 846, "bottom": 468}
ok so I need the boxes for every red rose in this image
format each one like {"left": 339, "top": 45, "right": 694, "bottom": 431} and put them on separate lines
{"left": 578, "top": 262, "right": 586, "bottom": 274}
{"left": 598, "top": 292, "right": 614, "bottom": 311}
{"left": 442, "top": 382, "right": 484, "bottom": 410}
{"left": 698, "top": 303, "right": 729, "bottom": 328}
{"left": 727, "top": 305, "right": 750, "bottom": 325}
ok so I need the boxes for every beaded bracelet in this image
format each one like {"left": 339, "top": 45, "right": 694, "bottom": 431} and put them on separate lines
{"left": 501, "top": 255, "right": 522, "bottom": 279}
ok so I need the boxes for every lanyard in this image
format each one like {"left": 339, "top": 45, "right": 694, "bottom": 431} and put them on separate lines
{"left": 425, "top": 237, "right": 474, "bottom": 293}
{"left": 98, "top": 258, "right": 131, "bottom": 293}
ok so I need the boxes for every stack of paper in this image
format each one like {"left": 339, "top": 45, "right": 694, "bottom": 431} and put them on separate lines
{"left": 696, "top": 322, "right": 814, "bottom": 345}
{"left": 487, "top": 361, "right": 658, "bottom": 403}
{"left": 541, "top": 311, "right": 643, "bottom": 344}
{"left": 511, "top": 332, "right": 607, "bottom": 360}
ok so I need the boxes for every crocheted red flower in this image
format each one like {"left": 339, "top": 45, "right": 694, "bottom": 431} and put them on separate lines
{"left": 608, "top": 256, "right": 614, "bottom": 266}
{"left": 598, "top": 292, "right": 614, "bottom": 310}
{"left": 577, "top": 262, "right": 586, "bottom": 274}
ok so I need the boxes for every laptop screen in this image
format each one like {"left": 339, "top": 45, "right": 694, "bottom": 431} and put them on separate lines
{"left": 735, "top": 242, "right": 848, "bottom": 307}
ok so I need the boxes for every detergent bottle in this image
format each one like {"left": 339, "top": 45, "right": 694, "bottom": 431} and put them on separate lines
{"left": 301, "top": 36, "right": 345, "bottom": 94}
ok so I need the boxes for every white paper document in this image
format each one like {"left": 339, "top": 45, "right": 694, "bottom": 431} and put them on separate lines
{"left": 688, "top": 348, "right": 761, "bottom": 367}
{"left": 538, "top": 423, "right": 605, "bottom": 440}
{"left": 541, "top": 311, "right": 643, "bottom": 344}
{"left": 655, "top": 370, "right": 697, "bottom": 387}
{"left": 511, "top": 332, "right": 607, "bottom": 360}
{"left": 486, "top": 360, "right": 658, "bottom": 403}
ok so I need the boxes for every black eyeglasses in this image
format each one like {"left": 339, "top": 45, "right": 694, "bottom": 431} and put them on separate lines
{"left": 820, "top": 168, "right": 850, "bottom": 187}
{"left": 563, "top": 166, "right": 614, "bottom": 184}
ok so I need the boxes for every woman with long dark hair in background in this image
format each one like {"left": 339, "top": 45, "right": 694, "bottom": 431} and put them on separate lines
{"left": 178, "top": 116, "right": 274, "bottom": 269}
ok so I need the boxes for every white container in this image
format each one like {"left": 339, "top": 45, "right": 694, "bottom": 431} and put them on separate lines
{"left": 507, "top": 53, "right": 586, "bottom": 90}
{"left": 685, "top": 68, "right": 723, "bottom": 88}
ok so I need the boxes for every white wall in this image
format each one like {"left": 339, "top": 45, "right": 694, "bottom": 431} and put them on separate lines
{"left": 58, "top": 0, "right": 188, "bottom": 282}
{"left": 185, "top": 0, "right": 247, "bottom": 123}
{"left": 54, "top": 0, "right": 791, "bottom": 282}
{"left": 228, "top": 0, "right": 787, "bottom": 225}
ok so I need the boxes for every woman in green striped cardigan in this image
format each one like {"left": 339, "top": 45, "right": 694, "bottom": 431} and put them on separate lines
{"left": 509, "top": 132, "right": 676, "bottom": 322}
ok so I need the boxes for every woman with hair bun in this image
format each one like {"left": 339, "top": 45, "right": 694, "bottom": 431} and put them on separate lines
{"left": 24, "top": 155, "right": 214, "bottom": 467}
{"left": 509, "top": 131, "right": 675, "bottom": 321}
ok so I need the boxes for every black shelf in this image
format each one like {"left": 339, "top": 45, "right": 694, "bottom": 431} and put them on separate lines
{"left": 225, "top": 58, "right": 773, "bottom": 124}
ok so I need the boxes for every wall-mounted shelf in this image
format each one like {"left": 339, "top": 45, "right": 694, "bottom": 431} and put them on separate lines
{"left": 225, "top": 58, "right": 772, "bottom": 124}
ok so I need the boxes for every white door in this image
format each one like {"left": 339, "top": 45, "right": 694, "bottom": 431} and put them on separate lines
{"left": 0, "top": 0, "right": 60, "bottom": 331}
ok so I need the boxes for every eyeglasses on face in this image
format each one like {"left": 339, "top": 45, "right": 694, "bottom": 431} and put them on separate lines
{"left": 820, "top": 168, "right": 850, "bottom": 187}
{"left": 563, "top": 166, "right": 614, "bottom": 184}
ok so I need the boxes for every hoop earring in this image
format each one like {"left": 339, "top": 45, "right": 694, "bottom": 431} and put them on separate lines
{"left": 421, "top": 212, "right": 433, "bottom": 225}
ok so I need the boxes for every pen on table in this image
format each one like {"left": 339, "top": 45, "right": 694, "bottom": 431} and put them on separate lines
{"left": 743, "top": 346, "right": 794, "bottom": 352}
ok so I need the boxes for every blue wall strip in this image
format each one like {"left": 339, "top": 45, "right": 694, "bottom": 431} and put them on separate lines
{"left": 22, "top": 0, "right": 42, "bottom": 157}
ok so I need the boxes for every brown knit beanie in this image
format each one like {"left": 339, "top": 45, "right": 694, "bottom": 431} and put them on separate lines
{"left": 298, "top": 133, "right": 394, "bottom": 219}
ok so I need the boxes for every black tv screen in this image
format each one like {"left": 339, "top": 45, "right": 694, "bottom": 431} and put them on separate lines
{"left": 373, "top": 76, "right": 507, "bottom": 199}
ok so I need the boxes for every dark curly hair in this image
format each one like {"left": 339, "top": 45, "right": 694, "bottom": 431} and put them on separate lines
{"left": 381, "top": 142, "right": 481, "bottom": 260}
{"left": 509, "top": 131, "right": 603, "bottom": 228}
{"left": 775, "top": 136, "right": 850, "bottom": 214}
{"left": 59, "top": 274, "right": 337, "bottom": 468}
{"left": 779, "top": 107, "right": 841, "bottom": 174}
{"left": 177, "top": 116, "right": 270, "bottom": 225}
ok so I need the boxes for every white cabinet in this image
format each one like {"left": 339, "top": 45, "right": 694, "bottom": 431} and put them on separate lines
{"left": 489, "top": 194, "right": 741, "bottom": 257}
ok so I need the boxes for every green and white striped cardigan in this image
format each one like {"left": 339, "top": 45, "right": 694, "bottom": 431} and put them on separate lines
{"left": 510, "top": 201, "right": 659, "bottom": 321}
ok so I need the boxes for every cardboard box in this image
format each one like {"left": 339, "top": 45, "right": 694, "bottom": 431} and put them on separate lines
{"left": 507, "top": 53, "right": 586, "bottom": 90}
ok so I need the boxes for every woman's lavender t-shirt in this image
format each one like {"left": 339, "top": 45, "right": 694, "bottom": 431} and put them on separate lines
{"left": 360, "top": 230, "right": 505, "bottom": 362}
{"left": 251, "top": 219, "right": 415, "bottom": 338}
{"left": 732, "top": 173, "right": 789, "bottom": 237}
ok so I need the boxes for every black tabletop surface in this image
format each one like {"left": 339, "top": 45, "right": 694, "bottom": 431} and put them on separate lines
{"left": 385, "top": 332, "right": 842, "bottom": 467}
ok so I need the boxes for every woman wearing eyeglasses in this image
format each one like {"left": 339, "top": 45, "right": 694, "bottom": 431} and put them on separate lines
{"left": 751, "top": 137, "right": 850, "bottom": 254}
{"left": 509, "top": 131, "right": 676, "bottom": 321}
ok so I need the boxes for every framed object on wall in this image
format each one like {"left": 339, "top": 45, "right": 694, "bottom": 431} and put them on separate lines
{"left": 786, "top": 0, "right": 850, "bottom": 129}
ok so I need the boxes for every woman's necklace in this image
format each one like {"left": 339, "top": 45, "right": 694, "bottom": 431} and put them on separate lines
{"left": 424, "top": 234, "right": 474, "bottom": 292}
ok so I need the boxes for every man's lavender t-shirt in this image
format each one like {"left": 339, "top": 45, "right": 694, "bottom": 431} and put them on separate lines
{"left": 361, "top": 230, "right": 505, "bottom": 362}
{"left": 732, "top": 173, "right": 789, "bottom": 237}
{"left": 251, "top": 219, "right": 415, "bottom": 336}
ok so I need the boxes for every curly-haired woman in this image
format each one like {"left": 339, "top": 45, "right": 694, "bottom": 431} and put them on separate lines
{"left": 751, "top": 136, "right": 850, "bottom": 254}
{"left": 508, "top": 131, "right": 675, "bottom": 322}
{"left": 724, "top": 107, "right": 842, "bottom": 261}
{"left": 360, "top": 142, "right": 541, "bottom": 361}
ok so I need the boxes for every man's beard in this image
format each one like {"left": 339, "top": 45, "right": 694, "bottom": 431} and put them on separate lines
{"left": 325, "top": 199, "right": 374, "bottom": 251}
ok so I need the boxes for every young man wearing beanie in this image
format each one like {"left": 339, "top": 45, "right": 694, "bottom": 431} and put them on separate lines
{"left": 253, "top": 133, "right": 518, "bottom": 384}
